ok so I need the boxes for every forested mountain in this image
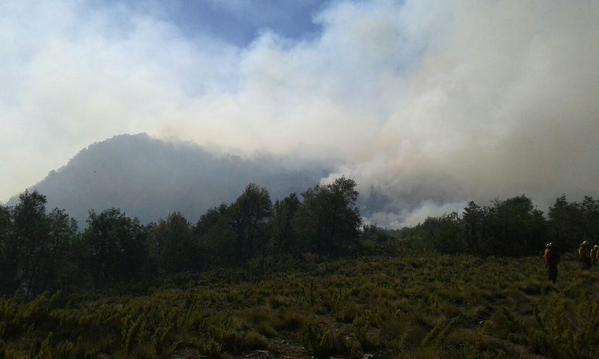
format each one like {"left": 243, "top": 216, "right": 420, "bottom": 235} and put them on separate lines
{"left": 9, "top": 134, "right": 329, "bottom": 225}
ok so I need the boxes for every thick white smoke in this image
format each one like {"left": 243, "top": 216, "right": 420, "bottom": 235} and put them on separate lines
{"left": 1, "top": 1, "right": 598, "bottom": 226}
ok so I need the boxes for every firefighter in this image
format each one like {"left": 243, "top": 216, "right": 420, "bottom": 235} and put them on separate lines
{"left": 578, "top": 241, "right": 592, "bottom": 270}
{"left": 543, "top": 243, "right": 560, "bottom": 284}
{"left": 592, "top": 245, "right": 599, "bottom": 266}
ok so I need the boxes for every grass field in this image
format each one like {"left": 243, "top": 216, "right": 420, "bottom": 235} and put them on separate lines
{"left": 1, "top": 251, "right": 599, "bottom": 358}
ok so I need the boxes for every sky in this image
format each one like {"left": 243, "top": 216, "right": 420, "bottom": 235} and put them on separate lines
{"left": 1, "top": 0, "right": 599, "bottom": 227}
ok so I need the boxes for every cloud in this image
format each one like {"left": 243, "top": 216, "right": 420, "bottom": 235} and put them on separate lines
{"left": 0, "top": 0, "right": 241, "bottom": 202}
{"left": 1, "top": 0, "right": 598, "bottom": 227}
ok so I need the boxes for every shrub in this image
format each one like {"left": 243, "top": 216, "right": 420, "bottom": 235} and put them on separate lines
{"left": 242, "top": 331, "right": 268, "bottom": 350}
{"left": 302, "top": 326, "right": 350, "bottom": 358}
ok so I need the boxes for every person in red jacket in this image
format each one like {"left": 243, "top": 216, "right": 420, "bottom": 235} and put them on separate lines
{"left": 543, "top": 243, "right": 560, "bottom": 284}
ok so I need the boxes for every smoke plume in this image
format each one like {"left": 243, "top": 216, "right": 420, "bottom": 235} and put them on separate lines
{"left": 2, "top": 0, "right": 598, "bottom": 226}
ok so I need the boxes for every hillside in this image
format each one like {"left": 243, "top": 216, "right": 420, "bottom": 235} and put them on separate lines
{"left": 1, "top": 252, "right": 597, "bottom": 358}
{"left": 10, "top": 134, "right": 330, "bottom": 225}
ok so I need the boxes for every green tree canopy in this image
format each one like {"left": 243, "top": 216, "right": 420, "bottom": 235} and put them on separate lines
{"left": 271, "top": 193, "right": 301, "bottom": 254}
{"left": 1, "top": 191, "right": 77, "bottom": 297}
{"left": 229, "top": 184, "right": 272, "bottom": 263}
{"left": 295, "top": 177, "right": 361, "bottom": 256}
{"left": 149, "top": 212, "right": 199, "bottom": 274}
{"left": 479, "top": 195, "right": 546, "bottom": 256}
{"left": 83, "top": 208, "right": 147, "bottom": 288}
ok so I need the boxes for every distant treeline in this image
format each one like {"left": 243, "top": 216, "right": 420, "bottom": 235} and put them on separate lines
{"left": 1, "top": 177, "right": 598, "bottom": 298}
{"left": 398, "top": 195, "right": 599, "bottom": 257}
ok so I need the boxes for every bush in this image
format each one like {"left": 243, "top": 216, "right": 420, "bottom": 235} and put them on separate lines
{"left": 243, "top": 331, "right": 268, "bottom": 350}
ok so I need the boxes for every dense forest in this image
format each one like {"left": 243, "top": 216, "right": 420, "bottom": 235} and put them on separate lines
{"left": 1, "top": 177, "right": 598, "bottom": 299}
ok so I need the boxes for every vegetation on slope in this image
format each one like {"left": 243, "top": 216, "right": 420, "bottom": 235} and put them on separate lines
{"left": 1, "top": 253, "right": 598, "bottom": 358}
{"left": 2, "top": 178, "right": 599, "bottom": 357}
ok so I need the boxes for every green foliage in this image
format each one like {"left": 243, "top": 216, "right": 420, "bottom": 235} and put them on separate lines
{"left": 294, "top": 177, "right": 362, "bottom": 256}
{"left": 302, "top": 325, "right": 350, "bottom": 358}
{"left": 4, "top": 180, "right": 599, "bottom": 299}
{"left": 0, "top": 191, "right": 77, "bottom": 298}
{"left": 531, "top": 296, "right": 599, "bottom": 358}
{"left": 195, "top": 204, "right": 237, "bottom": 266}
{"left": 463, "top": 201, "right": 484, "bottom": 252}
{"left": 270, "top": 193, "right": 301, "bottom": 254}
{"left": 148, "top": 212, "right": 200, "bottom": 274}
{"left": 4, "top": 179, "right": 599, "bottom": 357}
{"left": 0, "top": 204, "right": 16, "bottom": 295}
{"left": 481, "top": 196, "right": 546, "bottom": 256}
{"left": 548, "top": 195, "right": 599, "bottom": 252}
{"left": 194, "top": 183, "right": 273, "bottom": 266}
{"left": 420, "top": 213, "right": 466, "bottom": 254}
{"left": 229, "top": 183, "right": 272, "bottom": 263}
{"left": 82, "top": 208, "right": 147, "bottom": 288}
{"left": 403, "top": 194, "right": 567, "bottom": 257}
{"left": 0, "top": 253, "right": 598, "bottom": 357}
{"left": 242, "top": 331, "right": 268, "bottom": 350}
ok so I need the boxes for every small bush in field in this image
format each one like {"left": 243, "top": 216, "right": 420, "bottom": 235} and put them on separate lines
{"left": 272, "top": 309, "right": 306, "bottom": 331}
{"left": 267, "top": 295, "right": 290, "bottom": 309}
{"left": 302, "top": 325, "right": 350, "bottom": 358}
{"left": 335, "top": 303, "right": 360, "bottom": 323}
{"left": 242, "top": 331, "right": 268, "bottom": 350}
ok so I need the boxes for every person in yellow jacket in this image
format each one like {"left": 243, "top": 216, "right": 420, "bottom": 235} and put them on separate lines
{"left": 578, "top": 241, "right": 592, "bottom": 269}
{"left": 592, "top": 245, "right": 599, "bottom": 266}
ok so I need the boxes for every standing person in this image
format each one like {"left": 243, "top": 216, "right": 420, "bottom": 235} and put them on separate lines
{"left": 544, "top": 243, "right": 560, "bottom": 284}
{"left": 578, "top": 241, "right": 592, "bottom": 270}
{"left": 592, "top": 245, "right": 599, "bottom": 266}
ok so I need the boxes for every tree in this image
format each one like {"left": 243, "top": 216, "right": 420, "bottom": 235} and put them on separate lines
{"left": 10, "top": 191, "right": 50, "bottom": 297}
{"left": 480, "top": 195, "right": 546, "bottom": 256}
{"left": 580, "top": 196, "right": 599, "bottom": 243}
{"left": 83, "top": 208, "right": 147, "bottom": 287}
{"left": 547, "top": 195, "right": 584, "bottom": 252}
{"left": 0, "top": 191, "right": 78, "bottom": 297}
{"left": 419, "top": 213, "right": 465, "bottom": 254}
{"left": 271, "top": 193, "right": 301, "bottom": 254}
{"left": 0, "top": 204, "right": 15, "bottom": 295}
{"left": 149, "top": 212, "right": 199, "bottom": 274}
{"left": 229, "top": 184, "right": 272, "bottom": 263}
{"left": 194, "top": 204, "right": 237, "bottom": 266}
{"left": 462, "top": 201, "right": 485, "bottom": 253}
{"left": 294, "top": 177, "right": 361, "bottom": 256}
{"left": 39, "top": 208, "right": 78, "bottom": 292}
